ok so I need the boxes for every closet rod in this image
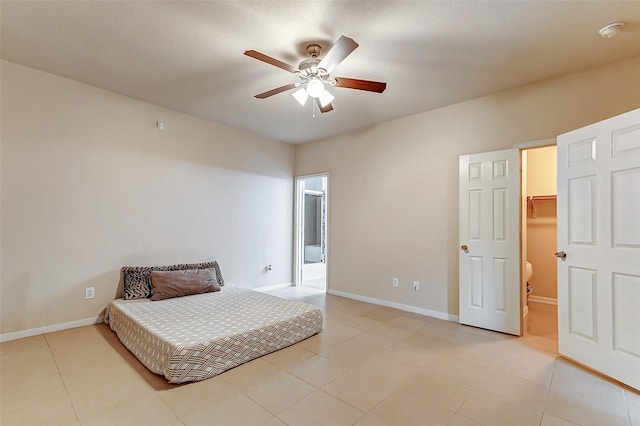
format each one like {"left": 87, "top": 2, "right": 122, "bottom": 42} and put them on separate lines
{"left": 526, "top": 195, "right": 556, "bottom": 201}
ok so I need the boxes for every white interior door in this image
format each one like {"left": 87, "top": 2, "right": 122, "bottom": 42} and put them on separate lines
{"left": 557, "top": 108, "right": 640, "bottom": 390}
{"left": 459, "top": 149, "right": 521, "bottom": 335}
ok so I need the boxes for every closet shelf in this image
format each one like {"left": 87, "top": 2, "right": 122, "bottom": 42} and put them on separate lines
{"left": 527, "top": 195, "right": 556, "bottom": 218}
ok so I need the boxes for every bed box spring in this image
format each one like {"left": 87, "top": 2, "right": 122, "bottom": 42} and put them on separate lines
{"left": 105, "top": 285, "right": 323, "bottom": 384}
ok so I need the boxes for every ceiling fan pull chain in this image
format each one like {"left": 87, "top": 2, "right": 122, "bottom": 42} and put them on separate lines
{"left": 312, "top": 98, "right": 316, "bottom": 119}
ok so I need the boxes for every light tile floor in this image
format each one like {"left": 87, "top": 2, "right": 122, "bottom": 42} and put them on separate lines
{"left": 1, "top": 289, "right": 638, "bottom": 425}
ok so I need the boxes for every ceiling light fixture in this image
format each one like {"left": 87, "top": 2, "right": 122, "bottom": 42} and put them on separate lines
{"left": 306, "top": 77, "right": 325, "bottom": 98}
{"left": 291, "top": 77, "right": 335, "bottom": 107}
{"left": 599, "top": 22, "right": 624, "bottom": 39}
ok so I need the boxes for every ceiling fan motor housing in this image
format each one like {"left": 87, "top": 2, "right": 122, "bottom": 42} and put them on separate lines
{"left": 296, "top": 58, "right": 335, "bottom": 87}
{"left": 298, "top": 58, "right": 322, "bottom": 76}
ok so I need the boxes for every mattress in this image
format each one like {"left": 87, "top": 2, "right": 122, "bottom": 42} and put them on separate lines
{"left": 105, "top": 285, "right": 323, "bottom": 383}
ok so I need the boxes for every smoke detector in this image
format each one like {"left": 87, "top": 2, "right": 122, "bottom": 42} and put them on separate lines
{"left": 599, "top": 22, "right": 624, "bottom": 39}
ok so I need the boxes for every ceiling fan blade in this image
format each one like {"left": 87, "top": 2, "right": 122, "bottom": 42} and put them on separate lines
{"left": 334, "top": 77, "right": 387, "bottom": 93}
{"left": 318, "top": 36, "right": 359, "bottom": 73}
{"left": 244, "top": 50, "right": 298, "bottom": 74}
{"left": 255, "top": 83, "right": 297, "bottom": 99}
{"left": 316, "top": 98, "right": 334, "bottom": 113}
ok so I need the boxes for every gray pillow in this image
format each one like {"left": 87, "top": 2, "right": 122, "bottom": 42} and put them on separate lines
{"left": 150, "top": 268, "right": 220, "bottom": 301}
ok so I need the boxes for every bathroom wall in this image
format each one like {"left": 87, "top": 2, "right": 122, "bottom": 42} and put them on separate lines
{"left": 304, "top": 195, "right": 320, "bottom": 246}
{"left": 526, "top": 146, "right": 558, "bottom": 300}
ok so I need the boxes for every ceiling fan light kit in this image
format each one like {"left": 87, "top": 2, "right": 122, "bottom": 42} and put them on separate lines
{"left": 292, "top": 88, "right": 309, "bottom": 106}
{"left": 318, "top": 90, "right": 335, "bottom": 108}
{"left": 306, "top": 77, "right": 325, "bottom": 98}
{"left": 244, "top": 35, "right": 386, "bottom": 114}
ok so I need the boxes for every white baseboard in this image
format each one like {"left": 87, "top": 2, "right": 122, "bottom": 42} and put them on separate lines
{"left": 253, "top": 282, "right": 294, "bottom": 292}
{"left": 528, "top": 295, "right": 558, "bottom": 305}
{"left": 327, "top": 289, "right": 459, "bottom": 322}
{"left": 0, "top": 316, "right": 105, "bottom": 343}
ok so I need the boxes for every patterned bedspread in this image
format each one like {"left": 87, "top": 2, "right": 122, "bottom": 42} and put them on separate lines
{"left": 105, "top": 286, "right": 323, "bottom": 383}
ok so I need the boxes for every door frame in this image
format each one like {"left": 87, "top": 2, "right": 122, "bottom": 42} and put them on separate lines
{"left": 294, "top": 173, "right": 329, "bottom": 290}
{"left": 514, "top": 138, "right": 557, "bottom": 321}
{"left": 458, "top": 139, "right": 557, "bottom": 336}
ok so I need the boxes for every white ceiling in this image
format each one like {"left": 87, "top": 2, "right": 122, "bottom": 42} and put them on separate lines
{"left": 2, "top": 1, "right": 640, "bottom": 144}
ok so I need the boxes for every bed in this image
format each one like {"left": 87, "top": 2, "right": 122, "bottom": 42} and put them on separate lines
{"left": 105, "top": 263, "right": 323, "bottom": 384}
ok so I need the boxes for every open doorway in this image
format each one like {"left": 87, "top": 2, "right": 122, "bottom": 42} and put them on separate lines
{"left": 521, "top": 145, "right": 558, "bottom": 350}
{"left": 294, "top": 174, "right": 328, "bottom": 291}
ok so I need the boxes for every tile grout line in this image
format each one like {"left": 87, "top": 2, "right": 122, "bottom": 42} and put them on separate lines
{"left": 240, "top": 369, "right": 320, "bottom": 419}
{"left": 542, "top": 358, "right": 590, "bottom": 426}
{"left": 289, "top": 360, "right": 370, "bottom": 418}
{"left": 45, "top": 328, "right": 182, "bottom": 425}
{"left": 622, "top": 390, "right": 632, "bottom": 426}
{"left": 43, "top": 333, "right": 81, "bottom": 425}
{"left": 326, "top": 358, "right": 406, "bottom": 423}
{"left": 539, "top": 356, "right": 558, "bottom": 425}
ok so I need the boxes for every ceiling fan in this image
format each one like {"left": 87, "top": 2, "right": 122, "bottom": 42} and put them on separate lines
{"left": 244, "top": 35, "right": 387, "bottom": 113}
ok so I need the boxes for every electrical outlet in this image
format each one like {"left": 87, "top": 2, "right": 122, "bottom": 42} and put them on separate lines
{"left": 413, "top": 281, "right": 420, "bottom": 291}
{"left": 392, "top": 277, "right": 399, "bottom": 287}
{"left": 266, "top": 264, "right": 272, "bottom": 274}
{"left": 85, "top": 287, "right": 95, "bottom": 299}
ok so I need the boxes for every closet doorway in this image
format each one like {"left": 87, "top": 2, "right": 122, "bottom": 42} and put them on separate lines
{"left": 521, "top": 145, "right": 558, "bottom": 351}
{"left": 294, "top": 174, "right": 328, "bottom": 291}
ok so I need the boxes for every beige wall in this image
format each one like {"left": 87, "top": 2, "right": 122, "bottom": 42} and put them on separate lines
{"left": 296, "top": 56, "right": 640, "bottom": 317}
{"left": 526, "top": 201, "right": 558, "bottom": 300}
{"left": 527, "top": 146, "right": 557, "bottom": 197}
{"left": 1, "top": 60, "right": 295, "bottom": 335}
{"left": 3, "top": 56, "right": 640, "bottom": 336}
{"left": 526, "top": 146, "right": 558, "bottom": 300}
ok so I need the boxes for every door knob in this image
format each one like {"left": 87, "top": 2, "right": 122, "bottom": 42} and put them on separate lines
{"left": 555, "top": 251, "right": 567, "bottom": 259}
{"left": 460, "top": 244, "right": 468, "bottom": 251}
